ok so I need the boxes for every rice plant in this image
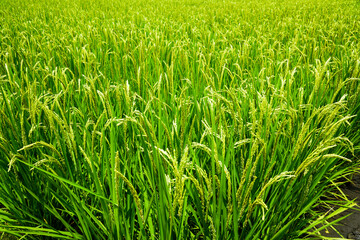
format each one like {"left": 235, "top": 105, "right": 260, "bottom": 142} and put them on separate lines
{"left": 0, "top": 0, "right": 359, "bottom": 239}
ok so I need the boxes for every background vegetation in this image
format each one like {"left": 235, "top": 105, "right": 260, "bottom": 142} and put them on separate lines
{"left": 0, "top": 0, "right": 359, "bottom": 239}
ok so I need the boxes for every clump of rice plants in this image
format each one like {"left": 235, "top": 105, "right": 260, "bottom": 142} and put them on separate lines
{"left": 0, "top": 0, "right": 359, "bottom": 239}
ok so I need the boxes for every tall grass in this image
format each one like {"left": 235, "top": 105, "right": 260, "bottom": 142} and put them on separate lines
{"left": 0, "top": 0, "right": 359, "bottom": 239}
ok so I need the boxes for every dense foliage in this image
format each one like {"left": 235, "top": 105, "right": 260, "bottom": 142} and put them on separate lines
{"left": 0, "top": 0, "right": 359, "bottom": 239}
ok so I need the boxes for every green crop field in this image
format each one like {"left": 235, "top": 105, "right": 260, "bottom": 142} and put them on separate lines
{"left": 0, "top": 0, "right": 359, "bottom": 239}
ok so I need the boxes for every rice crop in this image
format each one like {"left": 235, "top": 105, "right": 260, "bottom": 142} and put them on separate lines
{"left": 0, "top": 0, "right": 360, "bottom": 239}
